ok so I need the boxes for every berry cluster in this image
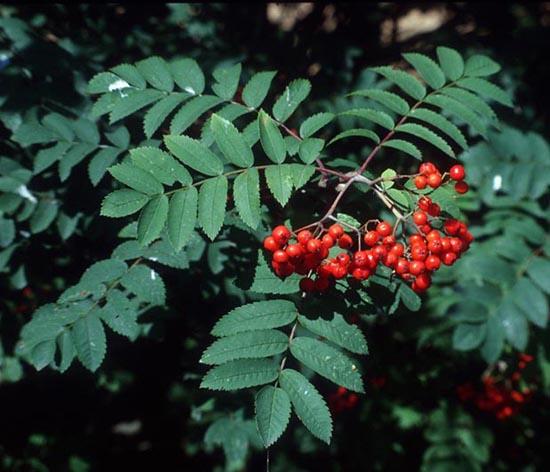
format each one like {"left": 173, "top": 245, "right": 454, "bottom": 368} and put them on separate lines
{"left": 414, "top": 162, "right": 469, "bottom": 194}
{"left": 328, "top": 386, "right": 359, "bottom": 414}
{"left": 263, "top": 162, "right": 473, "bottom": 294}
{"left": 457, "top": 353, "right": 534, "bottom": 421}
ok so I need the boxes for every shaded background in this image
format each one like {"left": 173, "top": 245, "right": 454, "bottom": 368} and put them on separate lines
{"left": 0, "top": 3, "right": 549, "bottom": 471}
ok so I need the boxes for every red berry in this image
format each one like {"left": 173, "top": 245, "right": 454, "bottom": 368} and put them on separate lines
{"left": 365, "top": 251, "right": 379, "bottom": 269}
{"left": 409, "top": 260, "right": 425, "bottom": 275}
{"left": 427, "top": 172, "right": 442, "bottom": 188}
{"left": 273, "top": 250, "right": 289, "bottom": 263}
{"left": 427, "top": 239, "right": 442, "bottom": 254}
{"left": 338, "top": 233, "right": 353, "bottom": 249}
{"left": 395, "top": 258, "right": 409, "bottom": 275}
{"left": 373, "top": 244, "right": 388, "bottom": 259}
{"left": 328, "top": 224, "right": 344, "bottom": 239}
{"left": 440, "top": 237, "right": 451, "bottom": 252}
{"left": 272, "top": 225, "right": 291, "bottom": 244}
{"left": 382, "top": 235, "right": 396, "bottom": 246}
{"left": 297, "top": 230, "right": 313, "bottom": 245}
{"left": 441, "top": 251, "right": 457, "bottom": 265}
{"left": 383, "top": 252, "right": 397, "bottom": 267}
{"left": 286, "top": 244, "right": 303, "bottom": 259}
{"left": 455, "top": 181, "right": 469, "bottom": 194}
{"left": 337, "top": 253, "right": 351, "bottom": 266}
{"left": 376, "top": 221, "right": 392, "bottom": 237}
{"left": 443, "top": 219, "right": 460, "bottom": 235}
{"left": 415, "top": 273, "right": 432, "bottom": 291}
{"left": 411, "top": 245, "right": 428, "bottom": 261}
{"left": 427, "top": 203, "right": 441, "bottom": 217}
{"left": 413, "top": 210, "right": 428, "bottom": 226}
{"left": 425, "top": 255, "right": 441, "bottom": 271}
{"left": 352, "top": 268, "right": 370, "bottom": 281}
{"left": 415, "top": 175, "right": 427, "bottom": 189}
{"left": 363, "top": 231, "right": 379, "bottom": 246}
{"left": 314, "top": 277, "right": 330, "bottom": 292}
{"left": 353, "top": 251, "right": 368, "bottom": 268}
{"left": 426, "top": 230, "right": 441, "bottom": 242}
{"left": 307, "top": 239, "right": 322, "bottom": 253}
{"left": 449, "top": 237, "right": 463, "bottom": 254}
{"left": 449, "top": 164, "right": 465, "bottom": 181}
{"left": 390, "top": 243, "right": 405, "bottom": 257}
{"left": 332, "top": 264, "right": 347, "bottom": 279}
{"left": 263, "top": 236, "right": 279, "bottom": 252}
{"left": 418, "top": 196, "right": 432, "bottom": 211}
{"left": 419, "top": 162, "right": 437, "bottom": 175}
{"left": 409, "top": 234, "right": 425, "bottom": 246}
{"left": 299, "top": 277, "right": 315, "bottom": 292}
{"left": 321, "top": 233, "right": 335, "bottom": 248}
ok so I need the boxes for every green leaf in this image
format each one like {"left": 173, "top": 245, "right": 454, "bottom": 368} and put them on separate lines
{"left": 58, "top": 143, "right": 97, "bottom": 182}
{"left": 395, "top": 123, "right": 455, "bottom": 157}
{"left": 249, "top": 250, "right": 301, "bottom": 294}
{"left": 440, "top": 87, "right": 498, "bottom": 121}
{"left": 12, "top": 123, "right": 56, "bottom": 146}
{"left": 299, "top": 112, "right": 335, "bottom": 138}
{"left": 143, "top": 93, "right": 188, "bottom": 138}
{"left": 456, "top": 77, "right": 512, "bottom": 107}
{"left": 212, "top": 299, "right": 298, "bottom": 337}
{"left": 198, "top": 176, "right": 228, "bottom": 240}
{"left": 233, "top": 168, "right": 261, "bottom": 229}
{"left": 200, "top": 329, "right": 288, "bottom": 364}
{"left": 109, "top": 89, "right": 164, "bottom": 124}
{"left": 279, "top": 369, "right": 332, "bottom": 444}
{"left": 499, "top": 300, "right": 528, "bottom": 350}
{"left": 121, "top": 264, "right": 166, "bottom": 305}
{"left": 212, "top": 63, "right": 241, "bottom": 99}
{"left": 87, "top": 71, "right": 124, "bottom": 94}
{"left": 167, "top": 187, "right": 198, "bottom": 251}
{"left": 100, "top": 189, "right": 149, "bottom": 218}
{"left": 210, "top": 114, "right": 254, "bottom": 168}
{"left": 111, "top": 63, "right": 146, "bottom": 89}
{"left": 398, "top": 283, "right": 422, "bottom": 311}
{"left": 298, "top": 138, "right": 324, "bottom": 164}
{"left": 512, "top": 277, "right": 548, "bottom": 328}
{"left": 130, "top": 147, "right": 191, "bottom": 186}
{"left": 29, "top": 200, "right": 58, "bottom": 234}
{"left": 426, "top": 94, "right": 488, "bottom": 137}
{"left": 335, "top": 213, "right": 361, "bottom": 228}
{"left": 371, "top": 66, "right": 426, "bottom": 100}
{"left": 464, "top": 54, "right": 501, "bottom": 77}
{"left": 137, "top": 194, "right": 169, "bottom": 246}
{"left": 169, "top": 95, "right": 224, "bottom": 134}
{"left": 57, "top": 330, "right": 76, "bottom": 373}
{"left": 255, "top": 386, "right": 291, "bottom": 447}
{"left": 88, "top": 147, "right": 123, "bottom": 186}
{"left": 286, "top": 134, "right": 302, "bottom": 156}
{"left": 298, "top": 313, "right": 368, "bottom": 354}
{"left": 452, "top": 322, "right": 487, "bottom": 351}
{"left": 403, "top": 52, "right": 446, "bottom": 89}
{"left": 259, "top": 110, "right": 286, "bottom": 164}
{"left": 328, "top": 128, "right": 380, "bottom": 146}
{"left": 340, "top": 108, "right": 394, "bottom": 130}
{"left": 265, "top": 164, "right": 294, "bottom": 207}
{"left": 108, "top": 162, "right": 164, "bottom": 194}
{"left": 242, "top": 71, "right": 277, "bottom": 108}
{"left": 105, "top": 126, "right": 130, "bottom": 149}
{"left": 272, "top": 78, "right": 311, "bottom": 122}
{"left": 436, "top": 46, "right": 464, "bottom": 81}
{"left": 31, "top": 339, "right": 56, "bottom": 370}
{"left": 527, "top": 257, "right": 550, "bottom": 295}
{"left": 382, "top": 139, "right": 421, "bottom": 160}
{"left": 242, "top": 118, "right": 260, "bottom": 147}
{"left": 34, "top": 141, "right": 72, "bottom": 174}
{"left": 170, "top": 58, "right": 205, "bottom": 94}
{"left": 71, "top": 312, "right": 106, "bottom": 372}
{"left": 136, "top": 56, "right": 174, "bottom": 91}
{"left": 164, "top": 135, "right": 224, "bottom": 176}
{"left": 410, "top": 108, "right": 468, "bottom": 149}
{"left": 290, "top": 337, "right": 364, "bottom": 392}
{"left": 42, "top": 113, "right": 74, "bottom": 141}
{"left": 481, "top": 314, "right": 505, "bottom": 363}
{"left": 290, "top": 164, "right": 315, "bottom": 190}
{"left": 200, "top": 358, "right": 278, "bottom": 391}
{"left": 100, "top": 296, "right": 139, "bottom": 340}
{"left": 201, "top": 103, "right": 251, "bottom": 147}
{"left": 348, "top": 89, "right": 410, "bottom": 115}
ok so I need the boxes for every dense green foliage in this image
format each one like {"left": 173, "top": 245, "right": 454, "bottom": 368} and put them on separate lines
{"left": 0, "top": 4, "right": 549, "bottom": 471}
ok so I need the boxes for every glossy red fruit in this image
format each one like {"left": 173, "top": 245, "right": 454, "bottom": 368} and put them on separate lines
{"left": 415, "top": 175, "right": 427, "bottom": 189}
{"left": 332, "top": 264, "right": 347, "bottom": 279}
{"left": 321, "top": 233, "right": 335, "bottom": 248}
{"left": 419, "top": 162, "right": 437, "bottom": 175}
{"left": 373, "top": 244, "right": 388, "bottom": 259}
{"left": 420, "top": 224, "right": 432, "bottom": 235}
{"left": 299, "top": 277, "right": 315, "bottom": 292}
{"left": 273, "top": 249, "right": 289, "bottom": 263}
{"left": 413, "top": 210, "right": 428, "bottom": 225}
{"left": 449, "top": 164, "right": 465, "bottom": 181}
{"left": 449, "top": 237, "right": 463, "bottom": 253}
{"left": 411, "top": 245, "right": 428, "bottom": 261}
{"left": 390, "top": 243, "right": 405, "bottom": 257}
{"left": 455, "top": 181, "right": 469, "bottom": 194}
{"left": 395, "top": 258, "right": 409, "bottom": 275}
{"left": 427, "top": 203, "right": 441, "bottom": 217}
{"left": 440, "top": 237, "right": 451, "bottom": 252}
{"left": 365, "top": 252, "right": 379, "bottom": 269}
{"left": 382, "top": 235, "right": 396, "bottom": 246}
{"left": 415, "top": 273, "right": 432, "bottom": 291}
{"left": 426, "top": 230, "right": 441, "bottom": 242}
{"left": 352, "top": 268, "right": 370, "bottom": 280}
{"left": 314, "top": 277, "right": 330, "bottom": 292}
{"left": 337, "top": 253, "right": 351, "bottom": 266}
{"left": 443, "top": 219, "right": 460, "bottom": 235}
{"left": 328, "top": 224, "right": 344, "bottom": 239}
{"left": 364, "top": 231, "right": 379, "bottom": 246}
{"left": 427, "top": 239, "right": 442, "bottom": 254}
{"left": 409, "top": 234, "right": 425, "bottom": 246}
{"left": 441, "top": 251, "right": 457, "bottom": 265}
{"left": 317, "top": 262, "right": 332, "bottom": 278}
{"left": 307, "top": 239, "right": 322, "bottom": 253}
{"left": 286, "top": 244, "right": 303, "bottom": 259}
{"left": 409, "top": 260, "right": 425, "bottom": 275}
{"left": 383, "top": 252, "right": 397, "bottom": 267}
{"left": 272, "top": 225, "right": 291, "bottom": 244}
{"left": 263, "top": 236, "right": 279, "bottom": 252}
{"left": 274, "top": 261, "right": 295, "bottom": 277}
{"left": 353, "top": 251, "right": 368, "bottom": 268}
{"left": 418, "top": 196, "right": 432, "bottom": 212}
{"left": 338, "top": 233, "right": 353, "bottom": 249}
{"left": 376, "top": 221, "right": 392, "bottom": 237}
{"left": 297, "top": 230, "right": 313, "bottom": 245}
{"left": 427, "top": 172, "right": 442, "bottom": 188}
{"left": 425, "top": 254, "right": 441, "bottom": 271}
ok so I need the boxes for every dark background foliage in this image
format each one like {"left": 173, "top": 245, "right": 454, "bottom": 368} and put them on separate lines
{"left": 0, "top": 3, "right": 549, "bottom": 471}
